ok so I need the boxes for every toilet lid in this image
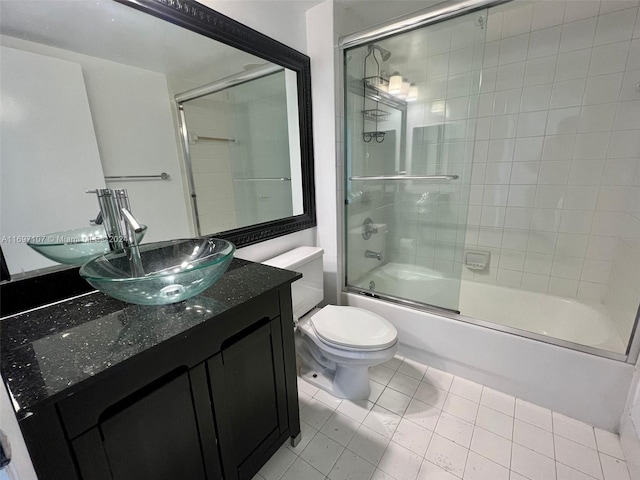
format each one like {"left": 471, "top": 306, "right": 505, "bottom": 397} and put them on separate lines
{"left": 310, "top": 305, "right": 397, "bottom": 350}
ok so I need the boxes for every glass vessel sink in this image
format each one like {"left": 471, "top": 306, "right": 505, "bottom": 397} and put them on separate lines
{"left": 79, "top": 238, "right": 235, "bottom": 305}
{"left": 27, "top": 225, "right": 147, "bottom": 266}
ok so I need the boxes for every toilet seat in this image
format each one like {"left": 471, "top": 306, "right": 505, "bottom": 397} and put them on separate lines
{"left": 310, "top": 305, "right": 397, "bottom": 351}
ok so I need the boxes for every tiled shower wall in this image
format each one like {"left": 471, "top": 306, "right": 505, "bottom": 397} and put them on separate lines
{"left": 392, "top": 0, "right": 640, "bottom": 305}
{"left": 462, "top": 0, "right": 640, "bottom": 304}
{"left": 230, "top": 72, "right": 295, "bottom": 228}
{"left": 344, "top": 0, "right": 640, "bottom": 335}
{"left": 182, "top": 72, "right": 294, "bottom": 234}
{"left": 182, "top": 93, "right": 238, "bottom": 234}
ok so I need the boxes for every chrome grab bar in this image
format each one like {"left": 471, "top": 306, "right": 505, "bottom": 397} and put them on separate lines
{"left": 105, "top": 172, "right": 170, "bottom": 181}
{"left": 349, "top": 175, "right": 459, "bottom": 181}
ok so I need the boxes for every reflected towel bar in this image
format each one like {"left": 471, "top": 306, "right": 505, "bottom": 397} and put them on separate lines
{"left": 105, "top": 172, "right": 170, "bottom": 181}
{"left": 349, "top": 175, "right": 459, "bottom": 180}
{"left": 232, "top": 177, "right": 291, "bottom": 182}
{"left": 190, "top": 134, "right": 236, "bottom": 143}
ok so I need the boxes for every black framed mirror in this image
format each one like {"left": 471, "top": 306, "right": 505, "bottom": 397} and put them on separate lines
{"left": 0, "top": 0, "right": 316, "bottom": 279}
{"left": 119, "top": 0, "right": 316, "bottom": 247}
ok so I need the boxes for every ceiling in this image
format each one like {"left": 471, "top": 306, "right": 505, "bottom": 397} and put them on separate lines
{"left": 0, "top": 0, "right": 445, "bottom": 86}
{"left": 0, "top": 0, "right": 269, "bottom": 85}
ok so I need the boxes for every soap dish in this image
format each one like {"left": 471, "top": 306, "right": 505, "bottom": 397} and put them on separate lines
{"left": 464, "top": 250, "right": 490, "bottom": 270}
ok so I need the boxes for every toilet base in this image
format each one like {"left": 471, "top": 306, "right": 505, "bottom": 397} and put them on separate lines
{"left": 299, "top": 361, "right": 371, "bottom": 400}
{"left": 334, "top": 364, "right": 372, "bottom": 399}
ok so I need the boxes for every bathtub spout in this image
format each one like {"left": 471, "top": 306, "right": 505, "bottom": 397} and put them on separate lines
{"left": 365, "top": 250, "right": 383, "bottom": 261}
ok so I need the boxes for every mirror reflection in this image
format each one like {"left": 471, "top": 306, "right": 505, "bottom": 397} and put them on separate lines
{"left": 0, "top": 0, "right": 305, "bottom": 276}
{"left": 177, "top": 66, "right": 303, "bottom": 235}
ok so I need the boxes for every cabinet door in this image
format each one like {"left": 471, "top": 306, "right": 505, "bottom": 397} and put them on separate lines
{"left": 208, "top": 318, "right": 288, "bottom": 480}
{"left": 72, "top": 371, "right": 209, "bottom": 480}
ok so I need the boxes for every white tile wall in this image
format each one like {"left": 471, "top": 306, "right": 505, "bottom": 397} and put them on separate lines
{"left": 461, "top": 0, "right": 640, "bottom": 308}
{"left": 183, "top": 73, "right": 294, "bottom": 235}
{"left": 182, "top": 96, "right": 238, "bottom": 234}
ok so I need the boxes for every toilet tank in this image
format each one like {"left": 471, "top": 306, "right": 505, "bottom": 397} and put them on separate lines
{"left": 262, "top": 247, "right": 324, "bottom": 318}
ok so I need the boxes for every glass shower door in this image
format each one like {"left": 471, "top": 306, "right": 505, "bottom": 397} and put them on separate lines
{"left": 344, "top": 10, "right": 488, "bottom": 312}
{"left": 179, "top": 69, "right": 300, "bottom": 235}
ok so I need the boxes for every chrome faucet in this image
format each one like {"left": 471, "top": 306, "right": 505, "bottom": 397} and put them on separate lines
{"left": 88, "top": 188, "right": 145, "bottom": 275}
{"left": 89, "top": 188, "right": 143, "bottom": 251}
{"left": 121, "top": 206, "right": 144, "bottom": 243}
{"left": 365, "top": 249, "right": 383, "bottom": 261}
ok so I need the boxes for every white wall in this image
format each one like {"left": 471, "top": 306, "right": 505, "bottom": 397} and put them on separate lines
{"left": 77, "top": 59, "right": 192, "bottom": 244}
{"left": 1, "top": 35, "right": 192, "bottom": 248}
{"left": 200, "top": 0, "right": 313, "bottom": 54}
{"left": 0, "top": 46, "right": 106, "bottom": 275}
{"left": 307, "top": 0, "right": 340, "bottom": 305}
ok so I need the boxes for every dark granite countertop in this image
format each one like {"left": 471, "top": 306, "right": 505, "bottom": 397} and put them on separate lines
{"left": 0, "top": 258, "right": 300, "bottom": 414}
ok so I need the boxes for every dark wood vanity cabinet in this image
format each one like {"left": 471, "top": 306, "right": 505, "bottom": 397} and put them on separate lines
{"left": 209, "top": 318, "right": 290, "bottom": 480}
{"left": 9, "top": 273, "right": 301, "bottom": 480}
{"left": 71, "top": 371, "right": 211, "bottom": 480}
{"left": 70, "top": 317, "right": 291, "bottom": 480}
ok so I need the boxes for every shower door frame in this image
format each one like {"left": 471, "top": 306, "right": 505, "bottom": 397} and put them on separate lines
{"left": 175, "top": 65, "right": 285, "bottom": 236}
{"left": 338, "top": 0, "right": 640, "bottom": 364}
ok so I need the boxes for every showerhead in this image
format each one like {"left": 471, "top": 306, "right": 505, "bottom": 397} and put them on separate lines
{"left": 369, "top": 44, "right": 391, "bottom": 62}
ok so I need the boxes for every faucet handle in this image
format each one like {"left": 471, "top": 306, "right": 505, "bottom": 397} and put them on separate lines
{"left": 90, "top": 211, "right": 104, "bottom": 225}
{"left": 86, "top": 188, "right": 114, "bottom": 196}
{"left": 362, "top": 217, "right": 378, "bottom": 240}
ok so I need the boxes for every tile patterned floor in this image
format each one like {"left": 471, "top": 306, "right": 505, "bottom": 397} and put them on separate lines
{"left": 254, "top": 355, "right": 631, "bottom": 480}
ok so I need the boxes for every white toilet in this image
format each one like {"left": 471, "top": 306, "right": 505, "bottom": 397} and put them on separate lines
{"left": 263, "top": 246, "right": 398, "bottom": 399}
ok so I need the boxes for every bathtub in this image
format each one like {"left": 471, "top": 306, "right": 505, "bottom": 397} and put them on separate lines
{"left": 357, "top": 262, "right": 625, "bottom": 353}
{"left": 344, "top": 262, "right": 634, "bottom": 430}
{"left": 459, "top": 280, "right": 626, "bottom": 354}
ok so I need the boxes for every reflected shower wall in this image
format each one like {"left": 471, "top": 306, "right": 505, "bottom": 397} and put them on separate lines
{"left": 182, "top": 92, "right": 238, "bottom": 233}
{"left": 228, "top": 71, "right": 294, "bottom": 228}
{"left": 179, "top": 69, "right": 301, "bottom": 235}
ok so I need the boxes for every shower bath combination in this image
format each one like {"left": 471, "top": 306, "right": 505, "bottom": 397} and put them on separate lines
{"left": 341, "top": 0, "right": 640, "bottom": 429}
